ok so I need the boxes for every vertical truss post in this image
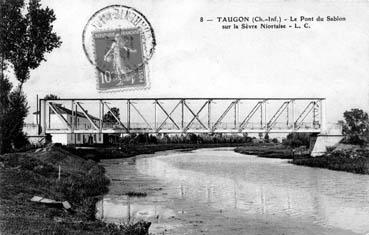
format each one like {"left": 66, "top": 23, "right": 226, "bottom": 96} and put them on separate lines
{"left": 154, "top": 100, "right": 157, "bottom": 132}
{"left": 264, "top": 100, "right": 267, "bottom": 131}
{"left": 75, "top": 101, "right": 78, "bottom": 130}
{"left": 237, "top": 101, "right": 240, "bottom": 130}
{"left": 127, "top": 100, "right": 131, "bottom": 132}
{"left": 260, "top": 101, "right": 263, "bottom": 129}
{"left": 74, "top": 101, "right": 78, "bottom": 131}
{"left": 208, "top": 99, "right": 212, "bottom": 131}
{"left": 99, "top": 100, "right": 104, "bottom": 131}
{"left": 71, "top": 100, "right": 74, "bottom": 133}
{"left": 47, "top": 101, "right": 51, "bottom": 129}
{"left": 286, "top": 100, "right": 289, "bottom": 128}
{"left": 291, "top": 100, "right": 295, "bottom": 130}
{"left": 36, "top": 95, "right": 39, "bottom": 134}
{"left": 38, "top": 98, "right": 41, "bottom": 135}
{"left": 42, "top": 100, "right": 47, "bottom": 134}
{"left": 234, "top": 100, "right": 239, "bottom": 129}
{"left": 313, "top": 101, "right": 317, "bottom": 127}
{"left": 320, "top": 99, "right": 326, "bottom": 132}
{"left": 181, "top": 99, "right": 184, "bottom": 131}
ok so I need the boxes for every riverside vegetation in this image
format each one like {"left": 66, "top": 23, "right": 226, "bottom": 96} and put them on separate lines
{"left": 236, "top": 109, "right": 369, "bottom": 175}
{"left": 292, "top": 144, "right": 369, "bottom": 174}
{"left": 0, "top": 145, "right": 150, "bottom": 234}
{"left": 0, "top": 135, "right": 251, "bottom": 234}
{"left": 291, "top": 108, "right": 369, "bottom": 174}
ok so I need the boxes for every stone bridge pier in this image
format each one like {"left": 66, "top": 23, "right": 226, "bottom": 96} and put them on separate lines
{"left": 310, "top": 123, "right": 344, "bottom": 157}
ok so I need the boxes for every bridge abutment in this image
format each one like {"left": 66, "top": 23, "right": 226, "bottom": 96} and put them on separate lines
{"left": 310, "top": 123, "right": 344, "bottom": 157}
{"left": 310, "top": 134, "right": 344, "bottom": 157}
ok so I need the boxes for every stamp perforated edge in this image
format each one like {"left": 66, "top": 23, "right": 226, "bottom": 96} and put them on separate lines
{"left": 82, "top": 5, "right": 156, "bottom": 93}
{"left": 92, "top": 27, "right": 150, "bottom": 92}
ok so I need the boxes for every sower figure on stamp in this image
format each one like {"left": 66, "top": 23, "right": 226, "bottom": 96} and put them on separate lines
{"left": 104, "top": 33, "right": 137, "bottom": 84}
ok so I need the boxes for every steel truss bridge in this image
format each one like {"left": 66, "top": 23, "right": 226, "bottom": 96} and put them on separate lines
{"left": 38, "top": 98, "right": 326, "bottom": 135}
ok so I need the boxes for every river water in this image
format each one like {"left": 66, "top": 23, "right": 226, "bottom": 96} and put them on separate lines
{"left": 97, "top": 148, "right": 369, "bottom": 234}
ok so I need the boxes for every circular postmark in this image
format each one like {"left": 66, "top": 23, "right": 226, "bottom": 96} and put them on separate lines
{"left": 82, "top": 5, "right": 156, "bottom": 90}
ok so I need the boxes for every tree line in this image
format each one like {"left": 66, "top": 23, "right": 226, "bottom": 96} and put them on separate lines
{"left": 0, "top": 0, "right": 61, "bottom": 153}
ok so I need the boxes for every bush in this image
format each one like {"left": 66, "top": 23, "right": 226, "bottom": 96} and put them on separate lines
{"left": 342, "top": 108, "right": 369, "bottom": 145}
{"left": 0, "top": 79, "right": 29, "bottom": 153}
{"left": 282, "top": 133, "right": 311, "bottom": 148}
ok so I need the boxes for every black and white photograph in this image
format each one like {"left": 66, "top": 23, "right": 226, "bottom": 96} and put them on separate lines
{"left": 0, "top": 0, "right": 369, "bottom": 234}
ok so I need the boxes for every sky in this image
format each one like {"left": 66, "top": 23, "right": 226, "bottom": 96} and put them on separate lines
{"left": 12, "top": 0, "right": 369, "bottom": 123}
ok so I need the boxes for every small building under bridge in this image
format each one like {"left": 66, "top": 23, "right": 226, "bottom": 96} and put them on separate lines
{"left": 36, "top": 106, "right": 104, "bottom": 145}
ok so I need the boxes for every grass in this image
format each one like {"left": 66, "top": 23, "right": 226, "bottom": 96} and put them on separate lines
{"left": 234, "top": 143, "right": 309, "bottom": 159}
{"left": 0, "top": 145, "right": 151, "bottom": 234}
{"left": 291, "top": 146, "right": 369, "bottom": 174}
{"left": 236, "top": 143, "right": 369, "bottom": 175}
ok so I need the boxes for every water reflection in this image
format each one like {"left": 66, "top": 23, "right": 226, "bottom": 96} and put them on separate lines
{"left": 96, "top": 195, "right": 176, "bottom": 223}
{"left": 134, "top": 149, "right": 369, "bottom": 234}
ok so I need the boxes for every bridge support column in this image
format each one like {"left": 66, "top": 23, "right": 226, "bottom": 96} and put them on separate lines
{"left": 310, "top": 134, "right": 344, "bottom": 157}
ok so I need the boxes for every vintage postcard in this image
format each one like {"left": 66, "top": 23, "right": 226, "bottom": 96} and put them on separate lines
{"left": 1, "top": 0, "right": 369, "bottom": 234}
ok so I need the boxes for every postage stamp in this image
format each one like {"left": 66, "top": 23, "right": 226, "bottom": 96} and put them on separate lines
{"left": 93, "top": 28, "right": 146, "bottom": 89}
{"left": 82, "top": 5, "right": 156, "bottom": 92}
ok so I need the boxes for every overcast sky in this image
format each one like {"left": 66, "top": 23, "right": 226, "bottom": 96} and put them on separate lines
{"left": 15, "top": 0, "right": 369, "bottom": 123}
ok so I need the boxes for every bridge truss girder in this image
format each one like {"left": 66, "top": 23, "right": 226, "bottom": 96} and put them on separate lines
{"left": 38, "top": 98, "right": 325, "bottom": 135}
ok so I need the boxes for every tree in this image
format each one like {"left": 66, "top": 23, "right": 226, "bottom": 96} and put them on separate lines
{"left": 103, "top": 107, "right": 120, "bottom": 124}
{"left": 0, "top": 77, "right": 13, "bottom": 153}
{"left": 44, "top": 94, "right": 60, "bottom": 100}
{"left": 0, "top": 0, "right": 62, "bottom": 87}
{"left": 342, "top": 108, "right": 369, "bottom": 145}
{"left": 0, "top": 0, "right": 61, "bottom": 153}
{"left": 0, "top": 78, "right": 29, "bottom": 153}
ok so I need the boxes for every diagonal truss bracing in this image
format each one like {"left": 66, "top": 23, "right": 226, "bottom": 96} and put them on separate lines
{"left": 103, "top": 102, "right": 129, "bottom": 132}
{"left": 76, "top": 102, "right": 99, "bottom": 130}
{"left": 48, "top": 102, "right": 72, "bottom": 130}
{"left": 294, "top": 101, "right": 317, "bottom": 129}
{"left": 267, "top": 101, "right": 290, "bottom": 131}
{"left": 239, "top": 101, "right": 263, "bottom": 131}
{"left": 156, "top": 100, "right": 181, "bottom": 131}
{"left": 40, "top": 98, "right": 325, "bottom": 134}
{"left": 183, "top": 100, "right": 209, "bottom": 131}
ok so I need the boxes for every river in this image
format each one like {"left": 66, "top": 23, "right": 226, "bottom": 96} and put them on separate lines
{"left": 97, "top": 148, "right": 369, "bottom": 234}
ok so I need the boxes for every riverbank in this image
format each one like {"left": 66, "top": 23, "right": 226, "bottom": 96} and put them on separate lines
{"left": 68, "top": 143, "right": 247, "bottom": 160}
{"left": 235, "top": 143, "right": 369, "bottom": 175}
{"left": 0, "top": 142, "right": 246, "bottom": 234}
{"left": 291, "top": 144, "right": 369, "bottom": 174}
{"left": 234, "top": 143, "right": 309, "bottom": 159}
{"left": 0, "top": 145, "right": 150, "bottom": 234}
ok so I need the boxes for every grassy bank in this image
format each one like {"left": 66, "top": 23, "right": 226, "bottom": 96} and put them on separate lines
{"left": 0, "top": 145, "right": 150, "bottom": 234}
{"left": 292, "top": 144, "right": 369, "bottom": 174}
{"left": 234, "top": 144, "right": 309, "bottom": 159}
